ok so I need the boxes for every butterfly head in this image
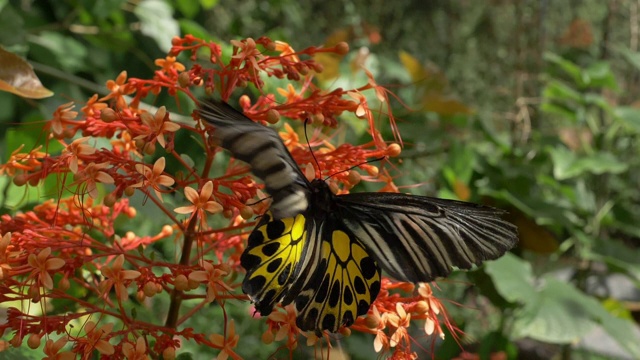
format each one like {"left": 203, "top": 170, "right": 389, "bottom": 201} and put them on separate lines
{"left": 308, "top": 179, "right": 336, "bottom": 213}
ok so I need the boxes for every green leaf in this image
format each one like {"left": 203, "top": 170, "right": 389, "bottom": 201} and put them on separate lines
{"left": 497, "top": 274, "right": 640, "bottom": 358}
{"left": 549, "top": 147, "right": 628, "bottom": 180}
{"left": 176, "top": 352, "right": 194, "bottom": 360}
{"left": 613, "top": 106, "right": 640, "bottom": 133}
{"left": 178, "top": 19, "right": 211, "bottom": 41}
{"left": 543, "top": 80, "right": 581, "bottom": 102}
{"left": 484, "top": 253, "right": 537, "bottom": 303}
{"left": 134, "top": 0, "right": 180, "bottom": 53}
{"left": 30, "top": 31, "right": 88, "bottom": 72}
{"left": 544, "top": 52, "right": 582, "bottom": 84}
{"left": 582, "top": 61, "right": 618, "bottom": 90}
{"left": 512, "top": 277, "right": 599, "bottom": 343}
{"left": 200, "top": 0, "right": 219, "bottom": 8}
{"left": 175, "top": 0, "right": 200, "bottom": 18}
{"left": 616, "top": 46, "right": 640, "bottom": 72}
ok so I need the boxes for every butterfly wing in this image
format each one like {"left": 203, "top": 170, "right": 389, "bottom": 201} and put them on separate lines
{"left": 239, "top": 212, "right": 320, "bottom": 315}
{"left": 240, "top": 210, "right": 380, "bottom": 333}
{"left": 334, "top": 192, "right": 518, "bottom": 283}
{"left": 288, "top": 214, "right": 381, "bottom": 332}
{"left": 199, "top": 99, "right": 310, "bottom": 219}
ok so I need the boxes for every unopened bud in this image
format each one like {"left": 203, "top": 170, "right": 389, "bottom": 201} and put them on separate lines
{"left": 266, "top": 109, "right": 280, "bottom": 124}
{"left": 240, "top": 206, "right": 254, "bottom": 220}
{"left": 13, "top": 173, "right": 28, "bottom": 187}
{"left": 174, "top": 274, "right": 189, "bottom": 291}
{"left": 163, "top": 347, "right": 176, "bottom": 360}
{"left": 347, "top": 171, "right": 361, "bottom": 185}
{"left": 101, "top": 108, "right": 117, "bottom": 123}
{"left": 143, "top": 282, "right": 157, "bottom": 297}
{"left": 335, "top": 42, "right": 350, "bottom": 55}
{"left": 387, "top": 143, "right": 401, "bottom": 157}
{"left": 178, "top": 72, "right": 191, "bottom": 88}
{"left": 27, "top": 334, "right": 41, "bottom": 349}
{"left": 103, "top": 192, "right": 118, "bottom": 207}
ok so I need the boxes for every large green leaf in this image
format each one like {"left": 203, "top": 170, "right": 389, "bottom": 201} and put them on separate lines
{"left": 549, "top": 147, "right": 628, "bottom": 180}
{"left": 512, "top": 277, "right": 599, "bottom": 343}
{"left": 486, "top": 255, "right": 640, "bottom": 357}
{"left": 484, "top": 253, "right": 537, "bottom": 304}
{"left": 613, "top": 106, "right": 640, "bottom": 133}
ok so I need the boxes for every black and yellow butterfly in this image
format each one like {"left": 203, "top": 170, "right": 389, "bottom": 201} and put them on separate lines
{"left": 199, "top": 99, "right": 518, "bottom": 333}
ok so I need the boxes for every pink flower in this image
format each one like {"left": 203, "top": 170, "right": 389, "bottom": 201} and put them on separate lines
{"left": 27, "top": 247, "right": 65, "bottom": 290}
{"left": 174, "top": 181, "right": 223, "bottom": 216}
{"left": 131, "top": 157, "right": 175, "bottom": 201}
{"left": 100, "top": 254, "right": 141, "bottom": 303}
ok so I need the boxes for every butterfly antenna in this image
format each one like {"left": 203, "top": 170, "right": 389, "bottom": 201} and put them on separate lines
{"left": 324, "top": 156, "right": 386, "bottom": 181}
{"left": 304, "top": 118, "right": 322, "bottom": 176}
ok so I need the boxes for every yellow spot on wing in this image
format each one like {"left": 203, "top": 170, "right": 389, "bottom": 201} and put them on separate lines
{"left": 331, "top": 230, "right": 351, "bottom": 263}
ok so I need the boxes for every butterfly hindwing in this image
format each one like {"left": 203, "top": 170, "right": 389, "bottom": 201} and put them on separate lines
{"left": 293, "top": 218, "right": 381, "bottom": 332}
{"left": 335, "top": 192, "right": 518, "bottom": 283}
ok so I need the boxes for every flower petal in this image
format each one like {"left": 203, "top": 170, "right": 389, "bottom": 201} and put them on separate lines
{"left": 45, "top": 258, "right": 65, "bottom": 271}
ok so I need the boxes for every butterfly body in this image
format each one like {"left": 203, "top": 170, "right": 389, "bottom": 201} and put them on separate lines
{"left": 199, "top": 99, "right": 518, "bottom": 333}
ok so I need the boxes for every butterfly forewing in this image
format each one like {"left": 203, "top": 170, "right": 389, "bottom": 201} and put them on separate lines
{"left": 199, "top": 100, "right": 310, "bottom": 219}
{"left": 335, "top": 192, "right": 518, "bottom": 283}
{"left": 240, "top": 213, "right": 309, "bottom": 314}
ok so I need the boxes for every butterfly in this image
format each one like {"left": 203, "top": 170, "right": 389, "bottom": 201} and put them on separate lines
{"left": 199, "top": 99, "right": 518, "bottom": 333}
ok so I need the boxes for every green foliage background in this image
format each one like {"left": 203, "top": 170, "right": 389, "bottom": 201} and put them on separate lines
{"left": 1, "top": 0, "right": 640, "bottom": 359}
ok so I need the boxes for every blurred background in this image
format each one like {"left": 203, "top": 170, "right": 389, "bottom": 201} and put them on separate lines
{"left": 1, "top": 0, "right": 639, "bottom": 359}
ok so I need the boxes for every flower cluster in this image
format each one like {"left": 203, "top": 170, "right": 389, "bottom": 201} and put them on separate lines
{"left": 0, "top": 35, "right": 455, "bottom": 358}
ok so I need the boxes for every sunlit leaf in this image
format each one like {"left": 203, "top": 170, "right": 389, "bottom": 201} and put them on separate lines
{"left": 422, "top": 93, "right": 473, "bottom": 116}
{"left": 544, "top": 52, "right": 582, "bottom": 84}
{"left": 398, "top": 50, "right": 428, "bottom": 84}
{"left": 484, "top": 253, "right": 537, "bottom": 303}
{"left": 0, "top": 47, "right": 53, "bottom": 98}
{"left": 517, "top": 277, "right": 640, "bottom": 358}
{"left": 613, "top": 106, "right": 640, "bottom": 133}
{"left": 134, "top": 0, "right": 180, "bottom": 53}
{"left": 549, "top": 147, "right": 628, "bottom": 180}
{"left": 513, "top": 277, "right": 599, "bottom": 343}
{"left": 583, "top": 61, "right": 618, "bottom": 90}
{"left": 616, "top": 46, "right": 640, "bottom": 72}
{"left": 314, "top": 52, "right": 342, "bottom": 81}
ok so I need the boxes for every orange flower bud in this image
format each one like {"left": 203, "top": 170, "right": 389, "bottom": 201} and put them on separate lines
{"left": 178, "top": 72, "right": 191, "bottom": 88}
{"left": 335, "top": 41, "right": 350, "bottom": 55}
{"left": 188, "top": 278, "right": 200, "bottom": 290}
{"left": 365, "top": 314, "right": 380, "bottom": 329}
{"left": 174, "top": 274, "right": 189, "bottom": 291}
{"left": 387, "top": 143, "right": 402, "bottom": 157}
{"left": 163, "top": 347, "right": 176, "bottom": 360}
{"left": 339, "top": 327, "right": 351, "bottom": 337}
{"left": 27, "top": 334, "right": 41, "bottom": 349}
{"left": 266, "top": 109, "right": 280, "bottom": 124}
{"left": 413, "top": 300, "right": 430, "bottom": 314}
{"left": 143, "top": 142, "right": 156, "bottom": 155}
{"left": 240, "top": 206, "right": 254, "bottom": 220}
{"left": 347, "top": 171, "right": 361, "bottom": 185}
{"left": 103, "top": 192, "right": 118, "bottom": 207}
{"left": 101, "top": 108, "right": 117, "bottom": 123}
{"left": 124, "top": 186, "right": 135, "bottom": 197}
{"left": 261, "top": 330, "right": 274, "bottom": 344}
{"left": 143, "top": 282, "right": 157, "bottom": 297}
{"left": 136, "top": 290, "right": 146, "bottom": 302}
{"left": 12, "top": 173, "right": 28, "bottom": 186}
